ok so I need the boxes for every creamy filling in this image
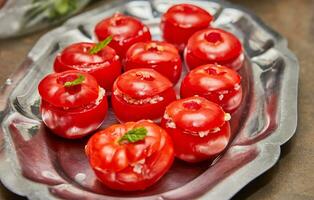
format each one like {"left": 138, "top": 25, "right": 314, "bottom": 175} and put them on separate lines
{"left": 197, "top": 127, "right": 221, "bottom": 138}
{"left": 71, "top": 63, "right": 105, "bottom": 71}
{"left": 216, "top": 83, "right": 241, "bottom": 94}
{"left": 65, "top": 53, "right": 116, "bottom": 70}
{"left": 137, "top": 26, "right": 149, "bottom": 37}
{"left": 234, "top": 83, "right": 241, "bottom": 91}
{"left": 164, "top": 112, "right": 231, "bottom": 137}
{"left": 131, "top": 159, "right": 145, "bottom": 174}
{"left": 95, "top": 87, "right": 106, "bottom": 105}
{"left": 216, "top": 84, "right": 241, "bottom": 101}
{"left": 224, "top": 113, "right": 231, "bottom": 121}
{"left": 114, "top": 89, "right": 164, "bottom": 105}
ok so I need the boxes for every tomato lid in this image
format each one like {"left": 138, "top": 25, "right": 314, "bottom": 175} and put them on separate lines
{"left": 163, "top": 4, "right": 213, "bottom": 28}
{"left": 38, "top": 70, "right": 99, "bottom": 108}
{"left": 114, "top": 68, "right": 173, "bottom": 99}
{"left": 85, "top": 120, "right": 165, "bottom": 172}
{"left": 165, "top": 96, "right": 227, "bottom": 132}
{"left": 57, "top": 42, "right": 118, "bottom": 69}
{"left": 184, "top": 64, "right": 241, "bottom": 93}
{"left": 126, "top": 41, "right": 180, "bottom": 65}
{"left": 95, "top": 13, "right": 148, "bottom": 42}
{"left": 187, "top": 28, "right": 242, "bottom": 63}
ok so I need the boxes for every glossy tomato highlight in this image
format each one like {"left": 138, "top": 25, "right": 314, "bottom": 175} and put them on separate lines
{"left": 54, "top": 42, "right": 121, "bottom": 93}
{"left": 38, "top": 70, "right": 108, "bottom": 139}
{"left": 95, "top": 13, "right": 151, "bottom": 58}
{"left": 181, "top": 64, "right": 243, "bottom": 113}
{"left": 184, "top": 28, "right": 244, "bottom": 71}
{"left": 112, "top": 68, "right": 177, "bottom": 122}
{"left": 85, "top": 120, "right": 174, "bottom": 191}
{"left": 161, "top": 96, "right": 231, "bottom": 163}
{"left": 161, "top": 4, "right": 213, "bottom": 51}
{"left": 125, "top": 41, "right": 182, "bottom": 84}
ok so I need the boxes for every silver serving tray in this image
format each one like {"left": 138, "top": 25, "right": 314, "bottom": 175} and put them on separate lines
{"left": 0, "top": 0, "right": 299, "bottom": 199}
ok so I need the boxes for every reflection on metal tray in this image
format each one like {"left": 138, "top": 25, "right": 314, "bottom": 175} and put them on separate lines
{"left": 0, "top": 0, "right": 298, "bottom": 199}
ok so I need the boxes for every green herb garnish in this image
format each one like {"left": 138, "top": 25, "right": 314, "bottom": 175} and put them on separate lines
{"left": 24, "top": 0, "right": 78, "bottom": 25}
{"left": 89, "top": 35, "right": 113, "bottom": 55}
{"left": 64, "top": 75, "right": 85, "bottom": 87}
{"left": 118, "top": 127, "right": 147, "bottom": 144}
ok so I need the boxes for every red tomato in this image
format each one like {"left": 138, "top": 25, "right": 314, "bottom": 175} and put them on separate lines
{"left": 112, "top": 68, "right": 176, "bottom": 122}
{"left": 85, "top": 120, "right": 174, "bottom": 191}
{"left": 125, "top": 41, "right": 182, "bottom": 84}
{"left": 38, "top": 70, "right": 108, "bottom": 139}
{"left": 180, "top": 64, "right": 242, "bottom": 113}
{"left": 184, "top": 28, "right": 244, "bottom": 71}
{"left": 95, "top": 13, "right": 151, "bottom": 58}
{"left": 161, "top": 4, "right": 213, "bottom": 51}
{"left": 54, "top": 42, "right": 121, "bottom": 93}
{"left": 161, "top": 96, "right": 231, "bottom": 163}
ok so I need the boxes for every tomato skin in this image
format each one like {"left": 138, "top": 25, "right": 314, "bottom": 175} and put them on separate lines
{"left": 161, "top": 121, "right": 230, "bottom": 163}
{"left": 85, "top": 120, "right": 174, "bottom": 191}
{"left": 38, "top": 70, "right": 108, "bottom": 139}
{"left": 38, "top": 70, "right": 99, "bottom": 108}
{"left": 114, "top": 68, "right": 173, "bottom": 99}
{"left": 161, "top": 96, "right": 231, "bottom": 163}
{"left": 125, "top": 41, "right": 182, "bottom": 84}
{"left": 161, "top": 4, "right": 213, "bottom": 51}
{"left": 180, "top": 64, "right": 243, "bottom": 113}
{"left": 95, "top": 13, "right": 151, "bottom": 58}
{"left": 184, "top": 28, "right": 244, "bottom": 71}
{"left": 54, "top": 42, "right": 121, "bottom": 93}
{"left": 112, "top": 69, "right": 177, "bottom": 122}
{"left": 41, "top": 96, "right": 108, "bottom": 139}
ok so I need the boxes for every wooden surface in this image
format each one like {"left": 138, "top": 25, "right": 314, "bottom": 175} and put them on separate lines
{"left": 0, "top": 0, "right": 313, "bottom": 199}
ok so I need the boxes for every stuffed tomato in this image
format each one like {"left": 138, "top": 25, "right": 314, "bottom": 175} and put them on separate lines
{"left": 161, "top": 3, "right": 213, "bottom": 51}
{"left": 54, "top": 38, "right": 121, "bottom": 93}
{"left": 181, "top": 64, "right": 242, "bottom": 113}
{"left": 125, "top": 41, "right": 182, "bottom": 84}
{"left": 112, "top": 68, "right": 176, "bottom": 122}
{"left": 85, "top": 120, "right": 174, "bottom": 191}
{"left": 38, "top": 70, "right": 108, "bottom": 139}
{"left": 161, "top": 96, "right": 231, "bottom": 163}
{"left": 95, "top": 13, "right": 151, "bottom": 58}
{"left": 184, "top": 28, "right": 244, "bottom": 71}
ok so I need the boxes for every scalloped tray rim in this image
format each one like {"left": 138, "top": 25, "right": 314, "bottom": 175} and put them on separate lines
{"left": 0, "top": 0, "right": 299, "bottom": 199}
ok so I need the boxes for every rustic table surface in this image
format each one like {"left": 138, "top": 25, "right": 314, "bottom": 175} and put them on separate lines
{"left": 0, "top": 0, "right": 313, "bottom": 199}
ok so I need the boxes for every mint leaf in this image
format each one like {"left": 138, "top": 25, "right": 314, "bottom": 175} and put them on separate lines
{"left": 64, "top": 75, "right": 85, "bottom": 87}
{"left": 89, "top": 35, "right": 113, "bottom": 55}
{"left": 118, "top": 127, "right": 147, "bottom": 144}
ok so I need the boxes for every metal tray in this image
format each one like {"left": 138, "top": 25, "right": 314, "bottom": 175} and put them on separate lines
{"left": 0, "top": 0, "right": 299, "bottom": 199}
